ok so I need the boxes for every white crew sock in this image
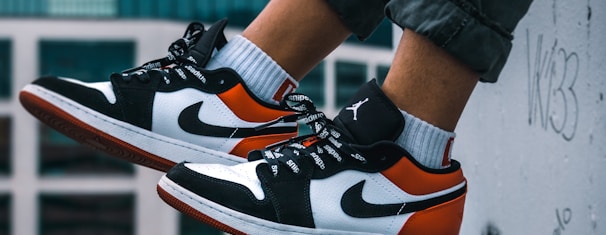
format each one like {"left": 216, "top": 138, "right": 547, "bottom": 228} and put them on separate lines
{"left": 206, "top": 35, "right": 298, "bottom": 104}
{"left": 395, "top": 109, "right": 456, "bottom": 169}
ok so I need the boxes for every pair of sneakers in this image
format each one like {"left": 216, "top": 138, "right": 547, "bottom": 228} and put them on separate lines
{"left": 20, "top": 19, "right": 467, "bottom": 234}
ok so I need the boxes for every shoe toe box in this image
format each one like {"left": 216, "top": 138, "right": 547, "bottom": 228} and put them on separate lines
{"left": 28, "top": 76, "right": 123, "bottom": 119}
{"left": 168, "top": 161, "right": 266, "bottom": 200}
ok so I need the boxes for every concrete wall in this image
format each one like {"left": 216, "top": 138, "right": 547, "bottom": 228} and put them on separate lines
{"left": 451, "top": 0, "right": 606, "bottom": 234}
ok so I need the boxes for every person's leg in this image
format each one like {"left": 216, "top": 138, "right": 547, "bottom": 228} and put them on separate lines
{"left": 380, "top": 29, "right": 478, "bottom": 169}
{"left": 242, "top": 0, "right": 351, "bottom": 80}
{"left": 160, "top": 0, "right": 547, "bottom": 234}
{"left": 382, "top": 29, "right": 478, "bottom": 132}
{"left": 206, "top": 0, "right": 352, "bottom": 104}
{"left": 381, "top": 0, "right": 533, "bottom": 169}
{"left": 158, "top": 1, "right": 468, "bottom": 233}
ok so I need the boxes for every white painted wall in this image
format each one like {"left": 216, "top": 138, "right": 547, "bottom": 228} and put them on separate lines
{"left": 452, "top": 0, "right": 606, "bottom": 234}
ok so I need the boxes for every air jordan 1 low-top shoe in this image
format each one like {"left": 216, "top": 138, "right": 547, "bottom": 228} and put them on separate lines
{"left": 158, "top": 80, "right": 467, "bottom": 234}
{"left": 20, "top": 19, "right": 298, "bottom": 171}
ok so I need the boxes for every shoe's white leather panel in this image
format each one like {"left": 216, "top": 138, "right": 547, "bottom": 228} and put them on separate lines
{"left": 309, "top": 171, "right": 465, "bottom": 234}
{"left": 152, "top": 88, "right": 293, "bottom": 152}
{"left": 184, "top": 160, "right": 266, "bottom": 200}
{"left": 309, "top": 171, "right": 411, "bottom": 234}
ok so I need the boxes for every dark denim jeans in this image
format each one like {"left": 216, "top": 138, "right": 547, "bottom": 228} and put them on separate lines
{"left": 326, "top": 0, "right": 533, "bottom": 82}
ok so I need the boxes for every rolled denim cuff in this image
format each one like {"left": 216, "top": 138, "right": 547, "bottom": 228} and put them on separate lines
{"left": 325, "top": 0, "right": 387, "bottom": 40}
{"left": 386, "top": 0, "right": 521, "bottom": 82}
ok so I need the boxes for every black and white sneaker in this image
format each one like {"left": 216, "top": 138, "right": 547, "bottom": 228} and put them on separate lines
{"left": 19, "top": 19, "right": 298, "bottom": 171}
{"left": 157, "top": 80, "right": 468, "bottom": 235}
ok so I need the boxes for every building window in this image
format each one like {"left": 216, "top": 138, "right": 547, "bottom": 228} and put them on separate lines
{"left": 335, "top": 61, "right": 367, "bottom": 108}
{"left": 38, "top": 40, "right": 135, "bottom": 176}
{"left": 39, "top": 40, "right": 134, "bottom": 83}
{"left": 376, "top": 65, "right": 390, "bottom": 86}
{"left": 0, "top": 194, "right": 9, "bottom": 235}
{"left": 118, "top": 0, "right": 268, "bottom": 28}
{"left": 37, "top": 125, "right": 134, "bottom": 175}
{"left": 39, "top": 194, "right": 134, "bottom": 235}
{"left": 0, "top": 117, "right": 10, "bottom": 175}
{"left": 180, "top": 213, "right": 222, "bottom": 235}
{"left": 0, "top": 40, "right": 11, "bottom": 99}
{"left": 297, "top": 62, "right": 325, "bottom": 107}
{"left": 47, "top": 0, "right": 117, "bottom": 17}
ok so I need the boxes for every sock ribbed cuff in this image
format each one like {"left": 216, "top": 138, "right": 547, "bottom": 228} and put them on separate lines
{"left": 395, "top": 109, "right": 456, "bottom": 169}
{"left": 206, "top": 35, "right": 297, "bottom": 104}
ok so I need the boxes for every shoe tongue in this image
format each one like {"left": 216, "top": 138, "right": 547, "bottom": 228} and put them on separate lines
{"left": 333, "top": 79, "right": 405, "bottom": 145}
{"left": 188, "top": 19, "right": 228, "bottom": 67}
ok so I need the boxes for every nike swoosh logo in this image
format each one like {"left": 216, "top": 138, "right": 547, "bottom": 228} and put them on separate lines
{"left": 341, "top": 180, "right": 466, "bottom": 218}
{"left": 178, "top": 101, "right": 296, "bottom": 138}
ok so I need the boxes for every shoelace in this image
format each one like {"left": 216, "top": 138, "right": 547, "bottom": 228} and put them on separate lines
{"left": 253, "top": 94, "right": 367, "bottom": 177}
{"left": 111, "top": 22, "right": 207, "bottom": 84}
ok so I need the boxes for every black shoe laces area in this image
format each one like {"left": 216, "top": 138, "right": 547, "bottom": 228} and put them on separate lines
{"left": 253, "top": 94, "right": 367, "bottom": 177}
{"left": 111, "top": 22, "right": 208, "bottom": 84}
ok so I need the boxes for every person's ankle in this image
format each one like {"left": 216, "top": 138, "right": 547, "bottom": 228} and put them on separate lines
{"left": 395, "top": 109, "right": 456, "bottom": 169}
{"left": 206, "top": 35, "right": 297, "bottom": 104}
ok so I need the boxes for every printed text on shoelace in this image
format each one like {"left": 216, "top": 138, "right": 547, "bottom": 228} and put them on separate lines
{"left": 111, "top": 23, "right": 207, "bottom": 84}
{"left": 254, "top": 93, "right": 367, "bottom": 177}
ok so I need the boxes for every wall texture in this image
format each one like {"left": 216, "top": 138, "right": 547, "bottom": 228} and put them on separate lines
{"left": 454, "top": 0, "right": 606, "bottom": 234}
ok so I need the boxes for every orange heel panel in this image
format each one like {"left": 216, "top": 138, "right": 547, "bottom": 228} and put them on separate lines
{"left": 398, "top": 193, "right": 467, "bottom": 235}
{"left": 382, "top": 158, "right": 465, "bottom": 195}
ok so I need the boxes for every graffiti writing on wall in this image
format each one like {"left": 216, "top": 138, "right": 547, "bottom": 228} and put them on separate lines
{"left": 553, "top": 207, "right": 572, "bottom": 234}
{"left": 526, "top": 29, "right": 579, "bottom": 141}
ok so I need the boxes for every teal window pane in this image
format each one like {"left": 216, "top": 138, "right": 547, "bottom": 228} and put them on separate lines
{"left": 4, "top": 0, "right": 274, "bottom": 24}
{"left": 336, "top": 61, "right": 367, "bottom": 107}
{"left": 39, "top": 194, "right": 134, "bottom": 235}
{"left": 191, "top": 0, "right": 214, "bottom": 22}
{"left": 169, "top": 0, "right": 268, "bottom": 28}
{"left": 297, "top": 62, "right": 325, "bottom": 107}
{"left": 0, "top": 40, "right": 11, "bottom": 99}
{"left": 157, "top": 0, "right": 174, "bottom": 18}
{"left": 0, "top": 194, "right": 9, "bottom": 235}
{"left": 227, "top": 1, "right": 266, "bottom": 28}
{"left": 47, "top": 0, "right": 117, "bottom": 17}
{"left": 38, "top": 40, "right": 135, "bottom": 176}
{"left": 0, "top": 117, "right": 10, "bottom": 175}
{"left": 39, "top": 40, "right": 134, "bottom": 82}
{"left": 117, "top": 0, "right": 136, "bottom": 17}
{"left": 174, "top": 0, "right": 194, "bottom": 20}
{"left": 376, "top": 65, "right": 390, "bottom": 86}
{"left": 180, "top": 213, "right": 223, "bottom": 235}
{"left": 0, "top": 0, "right": 45, "bottom": 16}
{"left": 38, "top": 124, "right": 134, "bottom": 176}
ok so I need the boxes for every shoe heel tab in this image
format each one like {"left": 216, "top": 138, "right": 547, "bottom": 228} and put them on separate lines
{"left": 192, "top": 18, "right": 229, "bottom": 66}
{"left": 210, "top": 18, "right": 229, "bottom": 49}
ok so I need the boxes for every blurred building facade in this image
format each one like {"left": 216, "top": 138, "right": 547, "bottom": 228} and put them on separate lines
{"left": 0, "top": 1, "right": 394, "bottom": 234}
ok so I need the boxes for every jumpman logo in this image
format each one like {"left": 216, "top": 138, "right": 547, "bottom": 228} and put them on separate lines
{"left": 345, "top": 98, "right": 369, "bottom": 121}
